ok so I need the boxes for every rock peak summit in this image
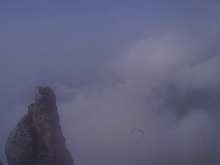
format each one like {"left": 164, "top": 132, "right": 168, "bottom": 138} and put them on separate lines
{"left": 5, "top": 86, "right": 73, "bottom": 165}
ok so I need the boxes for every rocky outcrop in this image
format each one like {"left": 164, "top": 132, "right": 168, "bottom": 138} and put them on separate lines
{"left": 5, "top": 86, "right": 73, "bottom": 165}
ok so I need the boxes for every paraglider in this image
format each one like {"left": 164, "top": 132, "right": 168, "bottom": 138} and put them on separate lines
{"left": 131, "top": 129, "right": 144, "bottom": 135}
{"left": 131, "top": 129, "right": 144, "bottom": 144}
{"left": 195, "top": 130, "right": 206, "bottom": 141}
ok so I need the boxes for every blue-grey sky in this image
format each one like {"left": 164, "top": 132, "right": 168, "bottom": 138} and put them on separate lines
{"left": 1, "top": 1, "right": 220, "bottom": 165}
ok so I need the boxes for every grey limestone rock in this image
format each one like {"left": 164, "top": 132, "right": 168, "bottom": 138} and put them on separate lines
{"left": 5, "top": 86, "right": 73, "bottom": 165}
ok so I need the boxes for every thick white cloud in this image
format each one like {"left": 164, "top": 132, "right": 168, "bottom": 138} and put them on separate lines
{"left": 111, "top": 34, "right": 204, "bottom": 87}
{"left": 111, "top": 33, "right": 220, "bottom": 92}
{"left": 58, "top": 83, "right": 220, "bottom": 165}
{"left": 55, "top": 33, "right": 220, "bottom": 165}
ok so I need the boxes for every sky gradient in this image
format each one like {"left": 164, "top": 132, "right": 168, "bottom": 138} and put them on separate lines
{"left": 1, "top": 1, "right": 220, "bottom": 165}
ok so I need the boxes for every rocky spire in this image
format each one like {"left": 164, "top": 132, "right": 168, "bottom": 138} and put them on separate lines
{"left": 5, "top": 86, "right": 73, "bottom": 165}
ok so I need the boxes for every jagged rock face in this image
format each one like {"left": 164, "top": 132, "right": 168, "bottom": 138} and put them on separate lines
{"left": 5, "top": 86, "right": 73, "bottom": 165}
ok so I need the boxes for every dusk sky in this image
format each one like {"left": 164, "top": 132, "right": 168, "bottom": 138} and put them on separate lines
{"left": 1, "top": 1, "right": 220, "bottom": 164}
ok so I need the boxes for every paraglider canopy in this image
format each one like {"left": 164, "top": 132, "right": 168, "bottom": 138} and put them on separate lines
{"left": 131, "top": 129, "right": 144, "bottom": 135}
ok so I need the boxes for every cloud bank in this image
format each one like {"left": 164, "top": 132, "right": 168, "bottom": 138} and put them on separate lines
{"left": 55, "top": 33, "right": 220, "bottom": 165}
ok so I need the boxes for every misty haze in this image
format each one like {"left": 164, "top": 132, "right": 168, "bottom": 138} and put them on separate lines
{"left": 1, "top": 1, "right": 220, "bottom": 165}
